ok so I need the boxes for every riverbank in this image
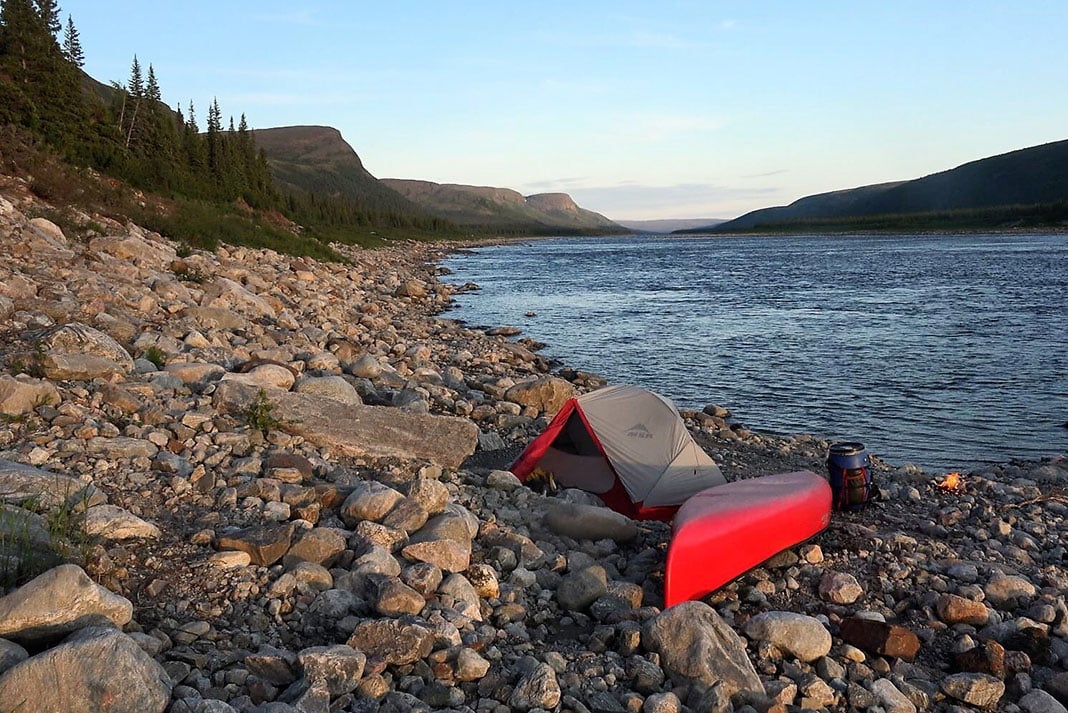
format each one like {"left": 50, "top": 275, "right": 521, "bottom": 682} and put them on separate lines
{"left": 1, "top": 189, "right": 1067, "bottom": 712}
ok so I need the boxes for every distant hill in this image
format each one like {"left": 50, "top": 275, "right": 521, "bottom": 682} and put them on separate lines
{"left": 251, "top": 126, "right": 432, "bottom": 218}
{"left": 382, "top": 179, "right": 626, "bottom": 235}
{"left": 617, "top": 218, "right": 727, "bottom": 233}
{"left": 703, "top": 139, "right": 1068, "bottom": 232}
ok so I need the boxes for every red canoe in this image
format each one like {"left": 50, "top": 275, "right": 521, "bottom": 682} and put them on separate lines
{"left": 664, "top": 470, "right": 832, "bottom": 607}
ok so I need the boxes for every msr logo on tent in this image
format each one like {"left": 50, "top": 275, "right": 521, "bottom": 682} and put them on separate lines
{"left": 626, "top": 423, "right": 653, "bottom": 439}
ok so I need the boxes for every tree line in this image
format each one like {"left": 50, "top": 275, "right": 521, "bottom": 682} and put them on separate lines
{"left": 0, "top": 0, "right": 454, "bottom": 241}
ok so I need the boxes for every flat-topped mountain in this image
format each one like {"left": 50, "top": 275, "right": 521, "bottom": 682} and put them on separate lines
{"left": 700, "top": 138, "right": 1068, "bottom": 232}
{"left": 253, "top": 126, "right": 625, "bottom": 236}
{"left": 251, "top": 126, "right": 429, "bottom": 217}
{"left": 382, "top": 179, "right": 625, "bottom": 235}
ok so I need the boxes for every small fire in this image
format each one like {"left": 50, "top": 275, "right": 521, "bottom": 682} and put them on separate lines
{"left": 939, "top": 472, "right": 963, "bottom": 492}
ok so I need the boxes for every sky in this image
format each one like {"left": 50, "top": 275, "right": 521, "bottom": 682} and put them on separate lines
{"left": 58, "top": 1, "right": 1068, "bottom": 221}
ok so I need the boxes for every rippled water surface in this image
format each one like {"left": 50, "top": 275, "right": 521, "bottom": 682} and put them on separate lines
{"left": 442, "top": 233, "right": 1068, "bottom": 470}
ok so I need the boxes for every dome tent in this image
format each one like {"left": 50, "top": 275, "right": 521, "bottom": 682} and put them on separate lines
{"left": 509, "top": 384, "right": 726, "bottom": 521}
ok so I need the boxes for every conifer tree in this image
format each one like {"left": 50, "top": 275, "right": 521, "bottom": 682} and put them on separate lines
{"left": 206, "top": 97, "right": 222, "bottom": 179}
{"left": 145, "top": 64, "right": 160, "bottom": 101}
{"left": 128, "top": 54, "right": 143, "bottom": 97}
{"left": 0, "top": 0, "right": 50, "bottom": 75}
{"left": 61, "top": 14, "right": 83, "bottom": 66}
{"left": 35, "top": 0, "right": 61, "bottom": 38}
{"left": 0, "top": 0, "right": 88, "bottom": 152}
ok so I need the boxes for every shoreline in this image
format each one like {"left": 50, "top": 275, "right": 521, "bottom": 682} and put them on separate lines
{"left": 3, "top": 197, "right": 1068, "bottom": 712}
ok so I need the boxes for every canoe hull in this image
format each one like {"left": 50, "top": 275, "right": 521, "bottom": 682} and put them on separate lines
{"left": 664, "top": 470, "right": 832, "bottom": 607}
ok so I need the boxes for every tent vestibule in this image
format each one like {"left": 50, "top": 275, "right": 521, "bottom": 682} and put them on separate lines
{"left": 509, "top": 384, "right": 726, "bottom": 521}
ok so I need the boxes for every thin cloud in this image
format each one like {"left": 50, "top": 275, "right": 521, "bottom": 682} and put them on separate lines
{"left": 741, "top": 169, "right": 789, "bottom": 179}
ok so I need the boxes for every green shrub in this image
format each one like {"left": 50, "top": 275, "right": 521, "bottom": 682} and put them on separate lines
{"left": 245, "top": 388, "right": 283, "bottom": 432}
{"left": 143, "top": 345, "right": 166, "bottom": 369}
{"left": 0, "top": 491, "right": 94, "bottom": 593}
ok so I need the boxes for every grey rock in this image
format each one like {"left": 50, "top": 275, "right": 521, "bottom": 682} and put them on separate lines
{"left": 557, "top": 565, "right": 608, "bottom": 612}
{"left": 0, "top": 638, "right": 29, "bottom": 675}
{"left": 0, "top": 626, "right": 171, "bottom": 713}
{"left": 339, "top": 481, "right": 405, "bottom": 526}
{"left": 743, "top": 611, "right": 832, "bottom": 662}
{"left": 503, "top": 376, "right": 575, "bottom": 414}
{"left": 509, "top": 662, "right": 561, "bottom": 711}
{"left": 298, "top": 644, "right": 365, "bottom": 697}
{"left": 940, "top": 672, "right": 1005, "bottom": 707}
{"left": 544, "top": 502, "right": 638, "bottom": 542}
{"left": 818, "top": 570, "right": 864, "bottom": 604}
{"left": 346, "top": 617, "right": 434, "bottom": 666}
{"left": 984, "top": 574, "right": 1036, "bottom": 608}
{"left": 0, "top": 564, "right": 133, "bottom": 644}
{"left": 0, "top": 376, "right": 60, "bottom": 416}
{"left": 642, "top": 600, "right": 762, "bottom": 697}
{"left": 213, "top": 380, "right": 478, "bottom": 468}
{"left": 871, "top": 678, "right": 917, "bottom": 713}
{"left": 401, "top": 538, "right": 471, "bottom": 573}
{"left": 1019, "top": 690, "right": 1068, "bottom": 713}
{"left": 83, "top": 504, "right": 161, "bottom": 540}
{"left": 34, "top": 322, "right": 134, "bottom": 371}
{"left": 0, "top": 460, "right": 86, "bottom": 509}
{"left": 293, "top": 375, "right": 362, "bottom": 405}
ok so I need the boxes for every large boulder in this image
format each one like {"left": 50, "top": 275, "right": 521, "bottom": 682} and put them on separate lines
{"left": 0, "top": 460, "right": 86, "bottom": 509}
{"left": 293, "top": 375, "right": 362, "bottom": 405}
{"left": 204, "top": 276, "right": 275, "bottom": 317}
{"left": 544, "top": 502, "right": 638, "bottom": 542}
{"left": 0, "top": 626, "right": 171, "bottom": 713}
{"left": 0, "top": 376, "right": 60, "bottom": 416}
{"left": 89, "top": 233, "right": 176, "bottom": 268}
{"left": 213, "top": 380, "right": 478, "bottom": 468}
{"left": 32, "top": 322, "right": 134, "bottom": 372}
{"left": 83, "top": 505, "right": 161, "bottom": 541}
{"left": 503, "top": 376, "right": 575, "bottom": 415}
{"left": 346, "top": 617, "right": 434, "bottom": 665}
{"left": 642, "top": 600, "right": 763, "bottom": 697}
{"left": 0, "top": 565, "right": 133, "bottom": 645}
{"left": 41, "top": 353, "right": 130, "bottom": 380}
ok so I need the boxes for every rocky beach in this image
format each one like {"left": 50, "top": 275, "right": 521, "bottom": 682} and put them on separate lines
{"left": 1, "top": 181, "right": 1067, "bottom": 713}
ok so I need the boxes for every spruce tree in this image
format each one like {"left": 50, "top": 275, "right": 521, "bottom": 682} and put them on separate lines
{"left": 145, "top": 64, "right": 160, "bottom": 101}
{"left": 61, "top": 14, "right": 83, "bottom": 66}
{"left": 0, "top": 0, "right": 50, "bottom": 76}
{"left": 128, "top": 54, "right": 143, "bottom": 97}
{"left": 0, "top": 0, "right": 88, "bottom": 152}
{"left": 206, "top": 97, "right": 222, "bottom": 180}
{"left": 35, "top": 0, "right": 61, "bottom": 38}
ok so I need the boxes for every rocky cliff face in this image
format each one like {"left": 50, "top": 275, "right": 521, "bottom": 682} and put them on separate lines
{"left": 525, "top": 192, "right": 579, "bottom": 213}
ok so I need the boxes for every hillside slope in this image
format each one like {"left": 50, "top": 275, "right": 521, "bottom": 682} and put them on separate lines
{"left": 709, "top": 139, "right": 1068, "bottom": 231}
{"left": 251, "top": 126, "right": 430, "bottom": 217}
{"left": 383, "top": 179, "right": 625, "bottom": 235}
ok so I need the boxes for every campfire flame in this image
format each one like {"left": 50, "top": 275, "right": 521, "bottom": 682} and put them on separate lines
{"left": 939, "top": 472, "right": 963, "bottom": 492}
